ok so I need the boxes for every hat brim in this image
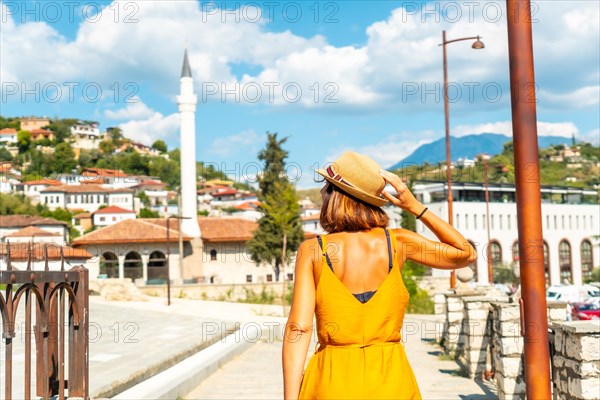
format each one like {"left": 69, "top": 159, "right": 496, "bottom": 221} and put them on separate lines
{"left": 316, "top": 169, "right": 388, "bottom": 207}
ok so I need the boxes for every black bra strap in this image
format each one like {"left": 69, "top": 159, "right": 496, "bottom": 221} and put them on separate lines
{"left": 385, "top": 228, "right": 393, "bottom": 272}
{"left": 317, "top": 235, "right": 334, "bottom": 272}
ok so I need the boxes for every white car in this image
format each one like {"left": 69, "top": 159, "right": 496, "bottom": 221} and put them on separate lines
{"left": 546, "top": 284, "right": 600, "bottom": 303}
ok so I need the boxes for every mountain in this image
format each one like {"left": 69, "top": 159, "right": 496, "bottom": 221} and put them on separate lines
{"left": 388, "top": 133, "right": 572, "bottom": 169}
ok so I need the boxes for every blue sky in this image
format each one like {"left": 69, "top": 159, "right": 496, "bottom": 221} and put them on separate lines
{"left": 1, "top": 1, "right": 598, "bottom": 188}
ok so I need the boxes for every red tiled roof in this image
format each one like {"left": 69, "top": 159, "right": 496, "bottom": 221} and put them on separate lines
{"left": 301, "top": 214, "right": 320, "bottom": 221}
{"left": 72, "top": 219, "right": 190, "bottom": 245}
{"left": 197, "top": 217, "right": 257, "bottom": 242}
{"left": 30, "top": 129, "right": 53, "bottom": 135}
{"left": 234, "top": 201, "right": 260, "bottom": 210}
{"left": 5, "top": 225, "right": 61, "bottom": 237}
{"left": 0, "top": 242, "right": 91, "bottom": 261}
{"left": 73, "top": 212, "right": 92, "bottom": 219}
{"left": 93, "top": 205, "right": 135, "bottom": 215}
{"left": 0, "top": 128, "right": 17, "bottom": 134}
{"left": 213, "top": 188, "right": 238, "bottom": 196}
{"left": 82, "top": 168, "right": 128, "bottom": 178}
{"left": 0, "top": 215, "right": 68, "bottom": 228}
{"left": 24, "top": 178, "right": 62, "bottom": 186}
{"left": 40, "top": 184, "right": 133, "bottom": 193}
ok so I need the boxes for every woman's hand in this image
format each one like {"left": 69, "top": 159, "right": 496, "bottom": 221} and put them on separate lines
{"left": 379, "top": 170, "right": 423, "bottom": 216}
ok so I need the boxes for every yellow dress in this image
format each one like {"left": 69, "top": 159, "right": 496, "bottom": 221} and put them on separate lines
{"left": 299, "top": 228, "right": 422, "bottom": 400}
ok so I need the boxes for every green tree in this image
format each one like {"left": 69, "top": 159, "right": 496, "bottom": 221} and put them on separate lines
{"left": 52, "top": 142, "right": 77, "bottom": 173}
{"left": 139, "top": 208, "right": 160, "bottom": 218}
{"left": 247, "top": 133, "right": 304, "bottom": 287}
{"left": 109, "top": 127, "right": 124, "bottom": 145}
{"left": 44, "top": 118, "right": 78, "bottom": 142}
{"left": 152, "top": 140, "right": 168, "bottom": 153}
{"left": 17, "top": 130, "right": 31, "bottom": 153}
{"left": 0, "top": 147, "right": 13, "bottom": 161}
{"left": 0, "top": 116, "right": 20, "bottom": 130}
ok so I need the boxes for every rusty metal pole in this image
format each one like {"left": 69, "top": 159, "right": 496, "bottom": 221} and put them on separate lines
{"left": 506, "top": 0, "right": 551, "bottom": 397}
{"left": 484, "top": 157, "right": 493, "bottom": 284}
{"left": 442, "top": 30, "right": 456, "bottom": 289}
{"left": 167, "top": 216, "right": 172, "bottom": 306}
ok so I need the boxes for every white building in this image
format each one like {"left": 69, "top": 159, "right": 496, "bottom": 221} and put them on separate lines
{"left": 0, "top": 128, "right": 18, "bottom": 143}
{"left": 0, "top": 215, "right": 69, "bottom": 243}
{"left": 411, "top": 181, "right": 599, "bottom": 287}
{"left": 92, "top": 205, "right": 136, "bottom": 227}
{"left": 40, "top": 184, "right": 134, "bottom": 212}
{"left": 71, "top": 123, "right": 100, "bottom": 138}
{"left": 21, "top": 178, "right": 63, "bottom": 203}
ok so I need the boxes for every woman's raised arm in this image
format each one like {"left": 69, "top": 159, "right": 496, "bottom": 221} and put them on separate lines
{"left": 379, "top": 170, "right": 477, "bottom": 269}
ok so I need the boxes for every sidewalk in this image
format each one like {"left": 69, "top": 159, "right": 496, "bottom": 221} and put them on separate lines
{"left": 185, "top": 314, "right": 498, "bottom": 399}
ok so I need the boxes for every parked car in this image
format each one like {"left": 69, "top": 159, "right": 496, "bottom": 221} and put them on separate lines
{"left": 546, "top": 284, "right": 600, "bottom": 303}
{"left": 571, "top": 302, "right": 600, "bottom": 320}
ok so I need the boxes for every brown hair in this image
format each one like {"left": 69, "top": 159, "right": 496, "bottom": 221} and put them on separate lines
{"left": 320, "top": 182, "right": 389, "bottom": 233}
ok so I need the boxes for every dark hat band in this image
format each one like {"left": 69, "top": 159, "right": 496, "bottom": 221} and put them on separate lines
{"left": 326, "top": 166, "right": 354, "bottom": 188}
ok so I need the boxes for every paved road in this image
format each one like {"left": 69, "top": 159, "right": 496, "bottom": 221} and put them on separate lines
{"left": 186, "top": 315, "right": 498, "bottom": 400}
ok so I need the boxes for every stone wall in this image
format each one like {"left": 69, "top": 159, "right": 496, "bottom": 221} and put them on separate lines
{"left": 457, "top": 296, "right": 493, "bottom": 378}
{"left": 550, "top": 320, "right": 600, "bottom": 400}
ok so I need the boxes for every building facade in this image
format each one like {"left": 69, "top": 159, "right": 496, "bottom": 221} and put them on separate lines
{"left": 412, "top": 181, "right": 599, "bottom": 287}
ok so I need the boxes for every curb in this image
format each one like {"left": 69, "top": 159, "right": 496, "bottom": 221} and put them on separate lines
{"left": 111, "top": 324, "right": 268, "bottom": 399}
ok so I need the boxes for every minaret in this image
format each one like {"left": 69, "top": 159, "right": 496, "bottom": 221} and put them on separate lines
{"left": 177, "top": 48, "right": 201, "bottom": 237}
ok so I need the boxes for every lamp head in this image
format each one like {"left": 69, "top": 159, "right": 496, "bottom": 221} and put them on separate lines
{"left": 472, "top": 36, "right": 485, "bottom": 49}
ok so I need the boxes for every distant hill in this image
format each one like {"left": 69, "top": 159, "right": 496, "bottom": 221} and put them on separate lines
{"left": 388, "top": 133, "right": 572, "bottom": 169}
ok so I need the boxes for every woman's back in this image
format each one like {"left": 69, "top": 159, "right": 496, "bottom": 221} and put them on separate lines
{"left": 298, "top": 228, "right": 422, "bottom": 399}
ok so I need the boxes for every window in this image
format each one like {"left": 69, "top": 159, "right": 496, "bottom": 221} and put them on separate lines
{"left": 507, "top": 215, "right": 511, "bottom": 230}
{"left": 456, "top": 214, "right": 460, "bottom": 229}
{"left": 554, "top": 216, "right": 557, "bottom": 230}
{"left": 467, "top": 241, "right": 478, "bottom": 282}
{"left": 112, "top": 216, "right": 117, "bottom": 222}
{"left": 100, "top": 217, "right": 105, "bottom": 222}
{"left": 246, "top": 274, "right": 253, "bottom": 283}
{"left": 465, "top": 214, "right": 469, "bottom": 230}
{"left": 474, "top": 215, "right": 477, "bottom": 230}
{"left": 581, "top": 240, "right": 594, "bottom": 282}
{"left": 490, "top": 241, "right": 502, "bottom": 268}
{"left": 546, "top": 215, "right": 550, "bottom": 230}
{"left": 543, "top": 241, "right": 550, "bottom": 286}
{"left": 576, "top": 216, "right": 579, "bottom": 229}
{"left": 561, "top": 215, "right": 565, "bottom": 229}
{"left": 482, "top": 215, "right": 486, "bottom": 229}
{"left": 559, "top": 240, "right": 572, "bottom": 284}
{"left": 314, "top": 222, "right": 318, "bottom": 230}
{"left": 210, "top": 249, "right": 217, "bottom": 261}
{"left": 568, "top": 216, "right": 572, "bottom": 230}
{"left": 583, "top": 216, "right": 587, "bottom": 229}
{"left": 499, "top": 215, "right": 503, "bottom": 230}
{"left": 512, "top": 240, "right": 519, "bottom": 262}
{"left": 287, "top": 273, "right": 294, "bottom": 281}
{"left": 266, "top": 274, "right": 273, "bottom": 282}
{"left": 491, "top": 215, "right": 494, "bottom": 230}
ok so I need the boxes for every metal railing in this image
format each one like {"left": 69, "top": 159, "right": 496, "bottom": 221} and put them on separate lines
{"left": 1, "top": 241, "right": 89, "bottom": 400}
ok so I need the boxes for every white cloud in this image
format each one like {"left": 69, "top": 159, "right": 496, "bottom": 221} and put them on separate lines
{"left": 208, "top": 130, "right": 261, "bottom": 157}
{"left": 118, "top": 111, "right": 180, "bottom": 146}
{"left": 1, "top": 1, "right": 598, "bottom": 114}
{"left": 104, "top": 97, "right": 156, "bottom": 120}
{"left": 453, "top": 121, "right": 578, "bottom": 138}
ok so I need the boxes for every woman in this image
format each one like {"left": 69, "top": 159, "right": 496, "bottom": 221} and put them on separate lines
{"left": 282, "top": 151, "right": 477, "bottom": 400}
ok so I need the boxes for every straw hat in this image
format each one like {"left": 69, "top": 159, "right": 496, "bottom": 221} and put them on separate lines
{"left": 316, "top": 151, "right": 388, "bottom": 207}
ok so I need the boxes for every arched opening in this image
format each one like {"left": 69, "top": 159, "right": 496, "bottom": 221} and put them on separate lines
{"left": 543, "top": 241, "right": 550, "bottom": 286}
{"left": 100, "top": 251, "right": 118, "bottom": 278}
{"left": 581, "top": 239, "right": 594, "bottom": 283}
{"left": 210, "top": 249, "right": 217, "bottom": 261}
{"left": 147, "top": 250, "right": 168, "bottom": 283}
{"left": 490, "top": 241, "right": 502, "bottom": 268}
{"left": 511, "top": 240, "right": 519, "bottom": 263}
{"left": 467, "top": 240, "right": 478, "bottom": 282}
{"left": 124, "top": 251, "right": 143, "bottom": 280}
{"left": 559, "top": 240, "right": 572, "bottom": 284}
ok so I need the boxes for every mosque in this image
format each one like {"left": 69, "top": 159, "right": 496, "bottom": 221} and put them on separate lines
{"left": 71, "top": 50, "right": 278, "bottom": 285}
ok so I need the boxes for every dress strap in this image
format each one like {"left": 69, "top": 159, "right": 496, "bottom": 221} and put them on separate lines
{"left": 316, "top": 235, "right": 334, "bottom": 272}
{"left": 385, "top": 228, "right": 393, "bottom": 272}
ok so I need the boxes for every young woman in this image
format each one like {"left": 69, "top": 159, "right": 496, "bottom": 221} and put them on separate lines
{"left": 282, "top": 151, "right": 476, "bottom": 400}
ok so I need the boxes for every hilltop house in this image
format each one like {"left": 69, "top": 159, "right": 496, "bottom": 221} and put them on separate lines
{"left": 40, "top": 184, "right": 134, "bottom": 212}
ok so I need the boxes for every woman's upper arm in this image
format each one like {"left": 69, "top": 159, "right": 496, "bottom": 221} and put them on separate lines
{"left": 287, "top": 239, "right": 316, "bottom": 331}
{"left": 393, "top": 228, "right": 477, "bottom": 269}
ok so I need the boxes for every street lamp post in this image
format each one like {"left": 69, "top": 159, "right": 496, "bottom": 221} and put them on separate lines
{"left": 441, "top": 31, "right": 484, "bottom": 288}
{"left": 166, "top": 215, "right": 190, "bottom": 306}
{"left": 481, "top": 154, "right": 493, "bottom": 284}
